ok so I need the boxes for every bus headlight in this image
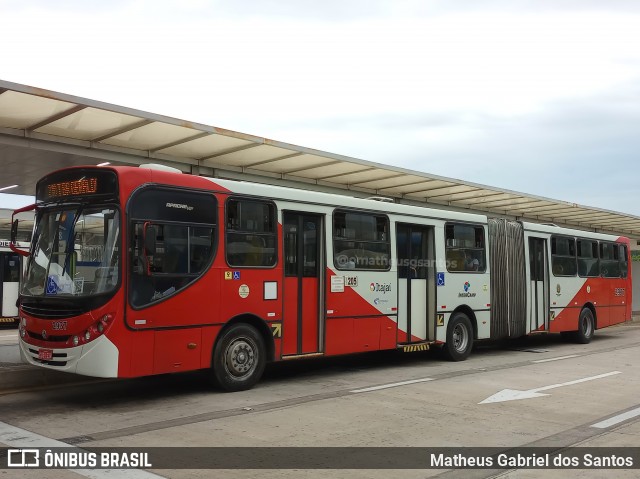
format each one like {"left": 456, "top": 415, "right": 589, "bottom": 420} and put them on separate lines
{"left": 72, "top": 336, "right": 79, "bottom": 346}
{"left": 84, "top": 330, "right": 91, "bottom": 341}
{"left": 20, "top": 328, "right": 26, "bottom": 338}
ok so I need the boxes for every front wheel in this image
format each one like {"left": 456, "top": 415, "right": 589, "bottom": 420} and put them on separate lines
{"left": 211, "top": 324, "right": 266, "bottom": 392}
{"left": 442, "top": 313, "right": 474, "bottom": 361}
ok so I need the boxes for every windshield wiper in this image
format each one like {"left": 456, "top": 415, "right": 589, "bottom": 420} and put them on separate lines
{"left": 61, "top": 207, "right": 82, "bottom": 278}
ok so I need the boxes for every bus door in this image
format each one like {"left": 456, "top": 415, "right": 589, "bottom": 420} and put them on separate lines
{"left": 528, "top": 237, "right": 549, "bottom": 332}
{"left": 607, "top": 243, "right": 629, "bottom": 324}
{"left": 396, "top": 224, "right": 435, "bottom": 343}
{"left": 1, "top": 252, "right": 21, "bottom": 319}
{"left": 283, "top": 213, "right": 324, "bottom": 355}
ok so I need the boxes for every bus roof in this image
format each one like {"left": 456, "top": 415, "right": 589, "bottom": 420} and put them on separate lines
{"left": 211, "top": 177, "right": 489, "bottom": 225}
{"left": 521, "top": 221, "right": 625, "bottom": 242}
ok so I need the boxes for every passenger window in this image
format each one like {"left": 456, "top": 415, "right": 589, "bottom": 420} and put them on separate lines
{"left": 600, "top": 242, "right": 621, "bottom": 278}
{"left": 445, "top": 223, "right": 486, "bottom": 273}
{"left": 333, "top": 211, "right": 390, "bottom": 270}
{"left": 551, "top": 236, "right": 577, "bottom": 276}
{"left": 226, "top": 199, "right": 277, "bottom": 267}
{"left": 620, "top": 245, "right": 628, "bottom": 279}
{"left": 130, "top": 223, "right": 215, "bottom": 308}
{"left": 577, "top": 239, "right": 599, "bottom": 277}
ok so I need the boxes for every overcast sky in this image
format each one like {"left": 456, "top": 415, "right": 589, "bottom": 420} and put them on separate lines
{"left": 1, "top": 0, "right": 639, "bottom": 215}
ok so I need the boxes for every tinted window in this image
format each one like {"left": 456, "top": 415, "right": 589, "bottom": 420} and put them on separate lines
{"left": 130, "top": 188, "right": 216, "bottom": 224}
{"left": 2, "top": 254, "right": 20, "bottom": 282}
{"left": 284, "top": 215, "right": 320, "bottom": 278}
{"left": 129, "top": 187, "right": 216, "bottom": 308}
{"left": 226, "top": 199, "right": 277, "bottom": 267}
{"left": 600, "top": 242, "right": 620, "bottom": 278}
{"left": 333, "top": 211, "right": 390, "bottom": 270}
{"left": 577, "top": 239, "right": 599, "bottom": 277}
{"left": 397, "top": 225, "right": 429, "bottom": 279}
{"left": 620, "top": 244, "right": 629, "bottom": 279}
{"left": 551, "top": 236, "right": 577, "bottom": 276}
{"left": 445, "top": 223, "right": 486, "bottom": 273}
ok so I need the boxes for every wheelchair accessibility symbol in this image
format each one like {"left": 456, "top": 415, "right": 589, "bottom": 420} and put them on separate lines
{"left": 46, "top": 276, "right": 59, "bottom": 295}
{"left": 437, "top": 272, "right": 445, "bottom": 287}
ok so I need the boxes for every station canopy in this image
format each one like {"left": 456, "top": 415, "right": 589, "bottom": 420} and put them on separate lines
{"left": 1, "top": 79, "right": 640, "bottom": 240}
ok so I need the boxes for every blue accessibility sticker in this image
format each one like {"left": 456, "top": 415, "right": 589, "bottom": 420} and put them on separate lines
{"left": 46, "top": 276, "right": 59, "bottom": 295}
{"left": 233, "top": 271, "right": 241, "bottom": 280}
{"left": 437, "top": 272, "right": 445, "bottom": 286}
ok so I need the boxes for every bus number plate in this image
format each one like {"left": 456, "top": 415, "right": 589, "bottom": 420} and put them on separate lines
{"left": 52, "top": 320, "right": 67, "bottom": 331}
{"left": 345, "top": 276, "right": 358, "bottom": 287}
{"left": 38, "top": 349, "right": 53, "bottom": 361}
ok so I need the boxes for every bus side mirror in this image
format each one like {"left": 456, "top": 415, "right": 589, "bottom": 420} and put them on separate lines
{"left": 10, "top": 203, "right": 37, "bottom": 257}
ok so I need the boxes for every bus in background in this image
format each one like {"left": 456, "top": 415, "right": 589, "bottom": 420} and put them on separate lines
{"left": 0, "top": 240, "right": 26, "bottom": 326}
{"left": 11, "top": 165, "right": 632, "bottom": 390}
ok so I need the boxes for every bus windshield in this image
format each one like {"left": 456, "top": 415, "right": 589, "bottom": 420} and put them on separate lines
{"left": 22, "top": 206, "right": 120, "bottom": 297}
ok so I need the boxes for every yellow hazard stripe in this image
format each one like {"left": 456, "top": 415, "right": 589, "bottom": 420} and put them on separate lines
{"left": 0, "top": 317, "right": 18, "bottom": 323}
{"left": 402, "top": 344, "right": 429, "bottom": 353}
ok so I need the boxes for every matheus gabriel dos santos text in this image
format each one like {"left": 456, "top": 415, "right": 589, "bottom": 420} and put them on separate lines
{"left": 431, "top": 452, "right": 634, "bottom": 468}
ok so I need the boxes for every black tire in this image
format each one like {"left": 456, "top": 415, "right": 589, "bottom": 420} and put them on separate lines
{"left": 442, "top": 313, "right": 474, "bottom": 361}
{"left": 561, "top": 308, "right": 595, "bottom": 344}
{"left": 211, "top": 323, "right": 266, "bottom": 391}
{"left": 573, "top": 308, "right": 595, "bottom": 344}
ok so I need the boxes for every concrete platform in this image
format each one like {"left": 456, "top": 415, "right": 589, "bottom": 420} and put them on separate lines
{"left": 0, "top": 363, "right": 89, "bottom": 392}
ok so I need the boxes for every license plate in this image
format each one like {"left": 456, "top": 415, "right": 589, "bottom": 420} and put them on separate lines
{"left": 38, "top": 349, "right": 53, "bottom": 361}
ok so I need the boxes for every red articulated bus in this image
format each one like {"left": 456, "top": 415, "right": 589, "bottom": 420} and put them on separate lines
{"left": 11, "top": 165, "right": 632, "bottom": 390}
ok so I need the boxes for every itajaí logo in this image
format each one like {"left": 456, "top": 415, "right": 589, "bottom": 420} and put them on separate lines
{"left": 370, "top": 282, "right": 392, "bottom": 294}
{"left": 459, "top": 281, "right": 476, "bottom": 298}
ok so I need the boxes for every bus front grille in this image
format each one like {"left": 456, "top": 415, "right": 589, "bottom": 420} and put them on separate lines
{"left": 21, "top": 303, "right": 84, "bottom": 319}
{"left": 26, "top": 331, "right": 70, "bottom": 342}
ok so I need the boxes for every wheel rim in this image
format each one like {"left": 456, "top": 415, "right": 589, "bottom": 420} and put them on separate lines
{"left": 224, "top": 336, "right": 258, "bottom": 379}
{"left": 452, "top": 323, "right": 469, "bottom": 353}
{"left": 582, "top": 315, "right": 593, "bottom": 337}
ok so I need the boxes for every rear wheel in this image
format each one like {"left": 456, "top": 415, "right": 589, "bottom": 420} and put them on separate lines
{"left": 562, "top": 308, "right": 595, "bottom": 344}
{"left": 211, "top": 323, "right": 266, "bottom": 391}
{"left": 443, "top": 313, "right": 474, "bottom": 361}
{"left": 574, "top": 308, "right": 595, "bottom": 344}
